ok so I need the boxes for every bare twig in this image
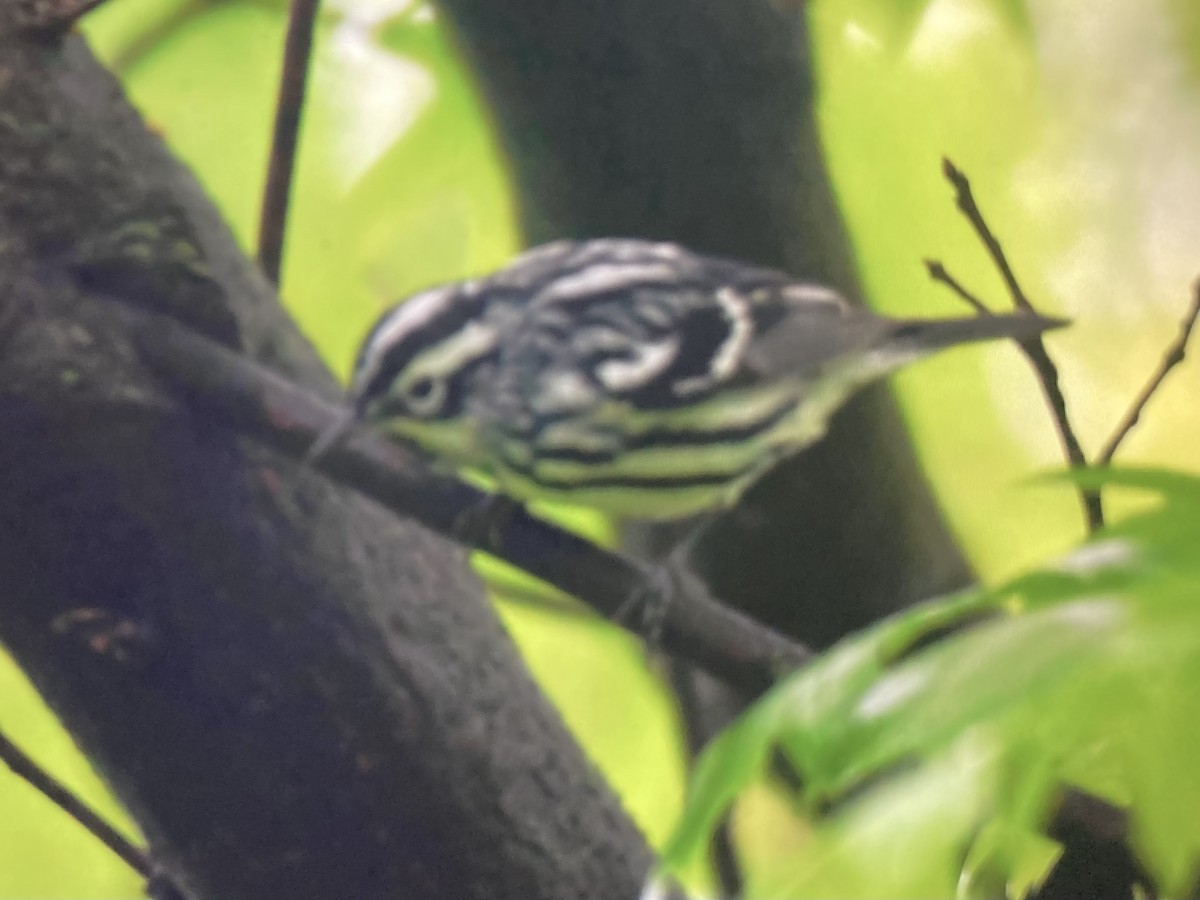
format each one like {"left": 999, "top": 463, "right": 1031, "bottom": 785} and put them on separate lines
{"left": 923, "top": 259, "right": 992, "bottom": 316}
{"left": 1097, "top": 281, "right": 1200, "bottom": 465}
{"left": 0, "top": 726, "right": 149, "bottom": 876}
{"left": 942, "top": 159, "right": 1034, "bottom": 313}
{"left": 257, "top": 0, "right": 321, "bottom": 286}
{"left": 937, "top": 158, "right": 1104, "bottom": 533}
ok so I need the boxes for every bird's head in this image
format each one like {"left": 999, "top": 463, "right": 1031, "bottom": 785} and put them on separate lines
{"left": 306, "top": 282, "right": 502, "bottom": 466}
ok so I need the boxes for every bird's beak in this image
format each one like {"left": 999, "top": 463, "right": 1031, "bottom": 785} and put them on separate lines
{"left": 304, "top": 408, "right": 359, "bottom": 465}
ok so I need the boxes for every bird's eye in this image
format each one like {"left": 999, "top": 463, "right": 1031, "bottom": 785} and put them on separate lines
{"left": 404, "top": 375, "right": 443, "bottom": 416}
{"left": 409, "top": 376, "right": 435, "bottom": 400}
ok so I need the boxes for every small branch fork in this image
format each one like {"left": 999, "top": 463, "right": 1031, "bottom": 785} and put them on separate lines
{"left": 925, "top": 158, "right": 1200, "bottom": 536}
{"left": 927, "top": 162, "right": 1189, "bottom": 897}
{"left": 257, "top": 0, "right": 322, "bottom": 286}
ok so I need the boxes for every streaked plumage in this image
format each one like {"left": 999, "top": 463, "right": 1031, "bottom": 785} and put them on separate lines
{"left": 315, "top": 239, "right": 1062, "bottom": 519}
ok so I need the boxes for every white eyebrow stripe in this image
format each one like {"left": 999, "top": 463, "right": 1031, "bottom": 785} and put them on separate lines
{"left": 412, "top": 320, "right": 498, "bottom": 379}
{"left": 779, "top": 282, "right": 847, "bottom": 309}
{"left": 710, "top": 287, "right": 753, "bottom": 380}
{"left": 372, "top": 287, "right": 458, "bottom": 350}
{"left": 354, "top": 286, "right": 457, "bottom": 388}
{"left": 537, "top": 263, "right": 681, "bottom": 303}
{"left": 595, "top": 335, "right": 680, "bottom": 391}
{"left": 530, "top": 370, "right": 597, "bottom": 414}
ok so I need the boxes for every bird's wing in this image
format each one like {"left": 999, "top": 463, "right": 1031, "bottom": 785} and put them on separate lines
{"left": 495, "top": 240, "right": 883, "bottom": 413}
{"left": 736, "top": 282, "right": 890, "bottom": 383}
{"left": 542, "top": 277, "right": 885, "bottom": 410}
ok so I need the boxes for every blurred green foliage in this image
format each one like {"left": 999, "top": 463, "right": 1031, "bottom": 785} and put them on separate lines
{"left": 2, "top": 0, "right": 1198, "bottom": 896}
{"left": 662, "top": 469, "right": 1200, "bottom": 896}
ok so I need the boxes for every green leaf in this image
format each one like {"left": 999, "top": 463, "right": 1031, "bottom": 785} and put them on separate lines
{"left": 664, "top": 469, "right": 1200, "bottom": 896}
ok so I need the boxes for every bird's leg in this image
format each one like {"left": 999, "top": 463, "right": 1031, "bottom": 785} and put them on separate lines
{"left": 615, "top": 446, "right": 795, "bottom": 642}
{"left": 451, "top": 491, "right": 525, "bottom": 552}
{"left": 616, "top": 510, "right": 725, "bottom": 645}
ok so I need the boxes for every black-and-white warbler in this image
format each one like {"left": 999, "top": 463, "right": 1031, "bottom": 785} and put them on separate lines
{"left": 310, "top": 239, "right": 1063, "bottom": 520}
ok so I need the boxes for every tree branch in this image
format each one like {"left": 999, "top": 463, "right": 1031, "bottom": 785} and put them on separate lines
{"left": 0, "top": 725, "right": 150, "bottom": 878}
{"left": 935, "top": 159, "right": 1103, "bottom": 533}
{"left": 0, "top": 719, "right": 192, "bottom": 899}
{"left": 257, "top": 0, "right": 321, "bottom": 286}
{"left": 1097, "top": 281, "right": 1200, "bottom": 465}
{"left": 923, "top": 259, "right": 991, "bottom": 316}
{"left": 128, "top": 306, "right": 812, "bottom": 694}
{"left": 935, "top": 161, "right": 1200, "bottom": 534}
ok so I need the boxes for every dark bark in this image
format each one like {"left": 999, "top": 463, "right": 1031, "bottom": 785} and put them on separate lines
{"left": 0, "top": 11, "right": 650, "bottom": 900}
{"left": 435, "top": 0, "right": 974, "bottom": 648}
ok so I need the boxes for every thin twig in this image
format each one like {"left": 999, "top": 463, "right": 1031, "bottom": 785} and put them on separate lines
{"left": 943, "top": 159, "right": 1035, "bottom": 313}
{"left": 0, "top": 726, "right": 150, "bottom": 877}
{"left": 938, "top": 158, "right": 1104, "bottom": 533}
{"left": 1097, "top": 281, "right": 1200, "bottom": 465}
{"left": 923, "top": 259, "right": 992, "bottom": 315}
{"left": 257, "top": 0, "right": 321, "bottom": 286}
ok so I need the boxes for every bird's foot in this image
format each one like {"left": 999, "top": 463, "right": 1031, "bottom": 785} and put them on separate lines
{"left": 614, "top": 541, "right": 699, "bottom": 647}
{"left": 451, "top": 492, "right": 523, "bottom": 551}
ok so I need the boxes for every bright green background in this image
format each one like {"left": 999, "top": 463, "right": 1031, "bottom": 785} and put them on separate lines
{"left": 3, "top": 0, "right": 1200, "bottom": 895}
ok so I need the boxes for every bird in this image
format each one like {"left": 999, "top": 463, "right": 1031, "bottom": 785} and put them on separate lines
{"left": 308, "top": 238, "right": 1063, "bottom": 522}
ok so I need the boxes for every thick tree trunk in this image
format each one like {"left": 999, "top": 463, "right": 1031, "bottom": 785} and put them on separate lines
{"left": 0, "top": 11, "right": 650, "bottom": 900}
